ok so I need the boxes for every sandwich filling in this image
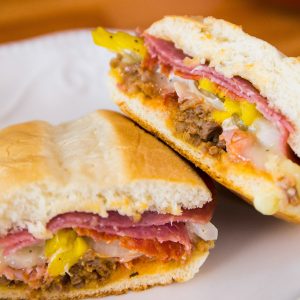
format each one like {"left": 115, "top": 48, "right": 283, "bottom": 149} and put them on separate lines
{"left": 92, "top": 28, "right": 300, "bottom": 212}
{"left": 0, "top": 203, "right": 216, "bottom": 291}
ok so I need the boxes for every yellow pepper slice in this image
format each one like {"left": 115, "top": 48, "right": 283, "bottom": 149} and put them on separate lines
{"left": 198, "top": 78, "right": 217, "bottom": 94}
{"left": 199, "top": 78, "right": 260, "bottom": 126}
{"left": 240, "top": 101, "right": 261, "bottom": 126}
{"left": 211, "top": 111, "right": 231, "bottom": 124}
{"left": 45, "top": 229, "right": 89, "bottom": 277}
{"left": 224, "top": 98, "right": 240, "bottom": 115}
{"left": 92, "top": 27, "right": 146, "bottom": 58}
{"left": 213, "top": 98, "right": 260, "bottom": 126}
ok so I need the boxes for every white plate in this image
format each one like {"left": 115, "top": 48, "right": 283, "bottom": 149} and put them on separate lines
{"left": 0, "top": 31, "right": 299, "bottom": 300}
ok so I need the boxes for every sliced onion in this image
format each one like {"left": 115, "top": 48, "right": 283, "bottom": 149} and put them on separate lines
{"left": 171, "top": 75, "right": 224, "bottom": 110}
{"left": 2, "top": 244, "right": 45, "bottom": 270}
{"left": 173, "top": 81, "right": 201, "bottom": 102}
{"left": 222, "top": 117, "right": 239, "bottom": 132}
{"left": 153, "top": 71, "right": 175, "bottom": 95}
{"left": 187, "top": 222, "right": 218, "bottom": 241}
{"left": 204, "top": 95, "right": 225, "bottom": 111}
{"left": 88, "top": 239, "right": 141, "bottom": 262}
{"left": 249, "top": 118, "right": 282, "bottom": 154}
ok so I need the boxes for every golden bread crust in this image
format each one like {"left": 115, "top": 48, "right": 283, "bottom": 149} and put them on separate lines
{"left": 0, "top": 110, "right": 212, "bottom": 238}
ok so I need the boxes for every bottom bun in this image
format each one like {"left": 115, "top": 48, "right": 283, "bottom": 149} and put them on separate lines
{"left": 110, "top": 81, "right": 300, "bottom": 223}
{"left": 0, "top": 242, "right": 211, "bottom": 300}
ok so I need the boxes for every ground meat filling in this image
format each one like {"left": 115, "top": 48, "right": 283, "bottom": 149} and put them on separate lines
{"left": 0, "top": 251, "right": 117, "bottom": 291}
{"left": 67, "top": 251, "right": 117, "bottom": 289}
{"left": 112, "top": 55, "right": 225, "bottom": 153}
{"left": 174, "top": 105, "right": 225, "bottom": 154}
{"left": 111, "top": 54, "right": 161, "bottom": 98}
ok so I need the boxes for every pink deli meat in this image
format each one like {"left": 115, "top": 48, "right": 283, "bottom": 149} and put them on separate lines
{"left": 47, "top": 203, "right": 215, "bottom": 231}
{"left": 0, "top": 204, "right": 215, "bottom": 255}
{"left": 144, "top": 34, "right": 293, "bottom": 144}
{"left": 0, "top": 231, "right": 40, "bottom": 256}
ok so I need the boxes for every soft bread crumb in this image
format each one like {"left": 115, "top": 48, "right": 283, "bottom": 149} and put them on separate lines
{"left": 0, "top": 110, "right": 212, "bottom": 238}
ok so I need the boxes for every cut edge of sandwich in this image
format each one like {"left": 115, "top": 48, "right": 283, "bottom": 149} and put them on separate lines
{"left": 0, "top": 242, "right": 210, "bottom": 300}
{"left": 110, "top": 79, "right": 300, "bottom": 222}
{"left": 146, "top": 15, "right": 300, "bottom": 157}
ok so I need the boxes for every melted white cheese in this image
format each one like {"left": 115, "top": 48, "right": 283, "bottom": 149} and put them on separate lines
{"left": 87, "top": 239, "right": 142, "bottom": 262}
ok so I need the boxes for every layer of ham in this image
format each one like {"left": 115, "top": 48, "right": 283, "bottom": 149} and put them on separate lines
{"left": 0, "top": 203, "right": 215, "bottom": 257}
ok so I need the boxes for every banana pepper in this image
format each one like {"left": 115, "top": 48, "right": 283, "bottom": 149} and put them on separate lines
{"left": 92, "top": 27, "right": 146, "bottom": 58}
{"left": 198, "top": 78, "right": 261, "bottom": 126}
{"left": 45, "top": 229, "right": 89, "bottom": 277}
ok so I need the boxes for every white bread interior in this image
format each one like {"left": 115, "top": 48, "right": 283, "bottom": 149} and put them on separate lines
{"left": 146, "top": 16, "right": 300, "bottom": 158}
{"left": 0, "top": 243, "right": 210, "bottom": 300}
{"left": 0, "top": 110, "right": 212, "bottom": 239}
{"left": 110, "top": 78, "right": 300, "bottom": 223}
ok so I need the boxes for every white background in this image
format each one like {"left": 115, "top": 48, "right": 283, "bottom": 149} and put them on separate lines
{"left": 0, "top": 30, "right": 299, "bottom": 300}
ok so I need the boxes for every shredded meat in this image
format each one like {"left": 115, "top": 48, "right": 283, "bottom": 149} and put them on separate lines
{"left": 112, "top": 54, "right": 224, "bottom": 153}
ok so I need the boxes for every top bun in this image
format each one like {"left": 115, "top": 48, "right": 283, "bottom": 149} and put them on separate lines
{"left": 0, "top": 110, "right": 211, "bottom": 238}
{"left": 146, "top": 16, "right": 300, "bottom": 157}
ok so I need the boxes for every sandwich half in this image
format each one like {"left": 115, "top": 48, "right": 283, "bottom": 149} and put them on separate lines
{"left": 93, "top": 16, "right": 300, "bottom": 221}
{"left": 0, "top": 110, "right": 217, "bottom": 299}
